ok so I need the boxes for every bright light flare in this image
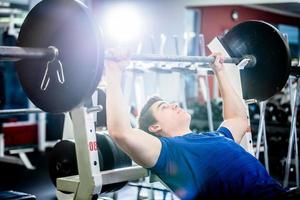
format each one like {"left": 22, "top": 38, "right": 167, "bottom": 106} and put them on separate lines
{"left": 103, "top": 4, "right": 143, "bottom": 43}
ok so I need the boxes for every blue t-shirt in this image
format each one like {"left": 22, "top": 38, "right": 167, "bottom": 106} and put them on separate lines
{"left": 149, "top": 127, "right": 286, "bottom": 200}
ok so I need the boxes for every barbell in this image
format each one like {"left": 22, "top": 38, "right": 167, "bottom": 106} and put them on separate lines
{"left": 0, "top": 0, "right": 296, "bottom": 113}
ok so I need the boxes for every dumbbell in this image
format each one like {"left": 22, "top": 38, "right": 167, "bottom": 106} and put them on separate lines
{"left": 275, "top": 106, "right": 289, "bottom": 125}
{"left": 281, "top": 103, "right": 292, "bottom": 123}
{"left": 265, "top": 102, "right": 278, "bottom": 122}
{"left": 248, "top": 103, "right": 260, "bottom": 121}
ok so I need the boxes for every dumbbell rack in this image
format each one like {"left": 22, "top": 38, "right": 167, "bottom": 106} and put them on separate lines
{"left": 56, "top": 106, "right": 148, "bottom": 200}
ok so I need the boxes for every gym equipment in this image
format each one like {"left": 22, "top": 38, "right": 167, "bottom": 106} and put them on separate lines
{"left": 55, "top": 107, "right": 148, "bottom": 200}
{"left": 219, "top": 21, "right": 290, "bottom": 101}
{"left": 265, "top": 102, "right": 278, "bottom": 122}
{"left": 248, "top": 103, "right": 260, "bottom": 120}
{"left": 0, "top": 108, "right": 42, "bottom": 115}
{"left": 129, "top": 183, "right": 174, "bottom": 200}
{"left": 0, "top": 0, "right": 295, "bottom": 114}
{"left": 255, "top": 101, "right": 269, "bottom": 173}
{"left": 281, "top": 103, "right": 292, "bottom": 118}
{"left": 13, "top": 0, "right": 103, "bottom": 113}
{"left": 284, "top": 77, "right": 300, "bottom": 187}
{"left": 0, "top": 108, "right": 47, "bottom": 169}
{"left": 0, "top": 106, "right": 63, "bottom": 152}
{"left": 275, "top": 107, "right": 289, "bottom": 124}
{"left": 96, "top": 89, "right": 107, "bottom": 127}
{"left": 49, "top": 132, "right": 132, "bottom": 193}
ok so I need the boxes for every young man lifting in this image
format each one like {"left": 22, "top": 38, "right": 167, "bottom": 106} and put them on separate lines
{"left": 105, "top": 50, "right": 286, "bottom": 200}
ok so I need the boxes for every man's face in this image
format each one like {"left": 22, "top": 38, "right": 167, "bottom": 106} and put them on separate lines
{"left": 149, "top": 100, "right": 191, "bottom": 136}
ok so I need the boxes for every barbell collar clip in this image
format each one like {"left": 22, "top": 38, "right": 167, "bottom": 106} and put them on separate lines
{"left": 245, "top": 99, "right": 258, "bottom": 105}
{"left": 40, "top": 47, "right": 64, "bottom": 91}
{"left": 87, "top": 105, "right": 103, "bottom": 113}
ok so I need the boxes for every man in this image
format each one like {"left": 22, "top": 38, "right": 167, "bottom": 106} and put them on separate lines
{"left": 105, "top": 50, "right": 286, "bottom": 200}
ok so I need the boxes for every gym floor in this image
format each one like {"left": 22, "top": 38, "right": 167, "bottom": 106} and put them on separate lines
{"left": 0, "top": 150, "right": 56, "bottom": 200}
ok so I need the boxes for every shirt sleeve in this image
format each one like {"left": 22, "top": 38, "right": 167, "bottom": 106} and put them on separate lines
{"left": 147, "top": 138, "right": 168, "bottom": 172}
{"left": 217, "top": 126, "right": 234, "bottom": 141}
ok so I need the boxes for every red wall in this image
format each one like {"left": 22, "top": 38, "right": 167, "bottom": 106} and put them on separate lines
{"left": 199, "top": 6, "right": 300, "bottom": 54}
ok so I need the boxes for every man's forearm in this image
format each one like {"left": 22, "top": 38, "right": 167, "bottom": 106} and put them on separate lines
{"left": 106, "top": 73, "right": 132, "bottom": 137}
{"left": 215, "top": 70, "right": 247, "bottom": 120}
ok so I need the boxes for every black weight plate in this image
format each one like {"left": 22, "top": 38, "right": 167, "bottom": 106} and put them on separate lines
{"left": 219, "top": 21, "right": 290, "bottom": 101}
{"left": 101, "top": 132, "right": 131, "bottom": 169}
{"left": 48, "top": 139, "right": 106, "bottom": 192}
{"left": 49, "top": 134, "right": 132, "bottom": 193}
{"left": 96, "top": 133, "right": 116, "bottom": 170}
{"left": 48, "top": 139, "right": 108, "bottom": 193}
{"left": 17, "top": 0, "right": 103, "bottom": 113}
{"left": 48, "top": 140, "right": 78, "bottom": 187}
{"left": 97, "top": 133, "right": 132, "bottom": 193}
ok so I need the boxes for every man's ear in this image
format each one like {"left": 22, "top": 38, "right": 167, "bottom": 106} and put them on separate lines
{"left": 148, "top": 123, "right": 161, "bottom": 133}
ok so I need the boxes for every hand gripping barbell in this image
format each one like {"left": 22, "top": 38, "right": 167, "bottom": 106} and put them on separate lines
{"left": 0, "top": 0, "right": 296, "bottom": 113}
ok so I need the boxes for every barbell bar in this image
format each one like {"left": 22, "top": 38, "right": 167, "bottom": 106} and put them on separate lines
{"left": 0, "top": 108, "right": 43, "bottom": 115}
{"left": 0, "top": 46, "right": 251, "bottom": 65}
{"left": 0, "top": 46, "right": 56, "bottom": 61}
{"left": 0, "top": 106, "right": 103, "bottom": 116}
{"left": 0, "top": 0, "right": 295, "bottom": 113}
{"left": 108, "top": 53, "right": 253, "bottom": 66}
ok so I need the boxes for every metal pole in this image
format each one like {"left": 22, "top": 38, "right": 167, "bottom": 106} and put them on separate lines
{"left": 199, "top": 34, "right": 214, "bottom": 131}
{"left": 0, "top": 134, "right": 4, "bottom": 157}
{"left": 38, "top": 112, "right": 47, "bottom": 152}
{"left": 256, "top": 101, "right": 266, "bottom": 159}
{"left": 294, "top": 116, "right": 299, "bottom": 187}
{"left": 262, "top": 119, "right": 269, "bottom": 173}
{"left": 0, "top": 46, "right": 56, "bottom": 61}
{"left": 0, "top": 108, "right": 43, "bottom": 115}
{"left": 293, "top": 78, "right": 300, "bottom": 187}
{"left": 284, "top": 102, "right": 297, "bottom": 187}
{"left": 284, "top": 77, "right": 300, "bottom": 187}
{"left": 205, "top": 75, "right": 214, "bottom": 131}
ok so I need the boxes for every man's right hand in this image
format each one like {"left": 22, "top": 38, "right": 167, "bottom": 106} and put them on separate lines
{"left": 105, "top": 48, "right": 130, "bottom": 80}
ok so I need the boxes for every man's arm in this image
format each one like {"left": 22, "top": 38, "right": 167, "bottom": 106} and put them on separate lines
{"left": 212, "top": 53, "right": 248, "bottom": 143}
{"left": 105, "top": 50, "right": 161, "bottom": 168}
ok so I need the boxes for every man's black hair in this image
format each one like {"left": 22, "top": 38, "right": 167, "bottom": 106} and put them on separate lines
{"left": 138, "top": 96, "right": 163, "bottom": 134}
